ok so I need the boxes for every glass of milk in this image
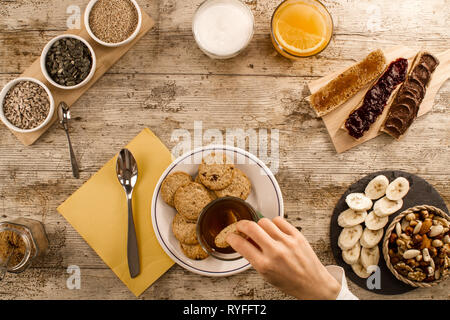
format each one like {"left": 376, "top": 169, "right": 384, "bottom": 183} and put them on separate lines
{"left": 192, "top": 0, "right": 254, "bottom": 59}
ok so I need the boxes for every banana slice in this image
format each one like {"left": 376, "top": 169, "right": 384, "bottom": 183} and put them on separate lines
{"left": 337, "top": 208, "right": 367, "bottom": 228}
{"left": 386, "top": 177, "right": 410, "bottom": 201}
{"left": 351, "top": 261, "right": 372, "bottom": 279}
{"left": 345, "top": 193, "right": 373, "bottom": 211}
{"left": 364, "top": 175, "right": 389, "bottom": 200}
{"left": 360, "top": 228, "right": 383, "bottom": 248}
{"left": 365, "top": 211, "right": 388, "bottom": 230}
{"left": 373, "top": 196, "right": 403, "bottom": 217}
{"left": 360, "top": 246, "right": 380, "bottom": 270}
{"left": 342, "top": 242, "right": 361, "bottom": 265}
{"left": 338, "top": 225, "right": 363, "bottom": 250}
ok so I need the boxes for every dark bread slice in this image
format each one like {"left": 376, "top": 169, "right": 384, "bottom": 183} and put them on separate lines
{"left": 309, "top": 49, "right": 386, "bottom": 117}
{"left": 382, "top": 51, "right": 440, "bottom": 140}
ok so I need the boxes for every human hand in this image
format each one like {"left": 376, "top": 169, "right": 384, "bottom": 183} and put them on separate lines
{"left": 226, "top": 217, "right": 341, "bottom": 300}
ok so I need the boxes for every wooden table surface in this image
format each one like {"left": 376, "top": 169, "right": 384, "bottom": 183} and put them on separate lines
{"left": 0, "top": 0, "right": 448, "bottom": 300}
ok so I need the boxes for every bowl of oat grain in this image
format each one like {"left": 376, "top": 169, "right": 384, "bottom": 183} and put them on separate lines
{"left": 84, "top": 0, "right": 142, "bottom": 47}
{"left": 0, "top": 77, "right": 55, "bottom": 133}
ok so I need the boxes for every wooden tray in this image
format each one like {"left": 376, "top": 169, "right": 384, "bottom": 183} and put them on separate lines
{"left": 6, "top": 9, "right": 155, "bottom": 146}
{"left": 308, "top": 46, "right": 450, "bottom": 153}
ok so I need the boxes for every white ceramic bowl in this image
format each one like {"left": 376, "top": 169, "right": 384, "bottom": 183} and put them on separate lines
{"left": 0, "top": 77, "right": 55, "bottom": 133}
{"left": 84, "top": 0, "right": 143, "bottom": 47}
{"left": 151, "top": 145, "right": 284, "bottom": 276}
{"left": 40, "top": 34, "right": 97, "bottom": 90}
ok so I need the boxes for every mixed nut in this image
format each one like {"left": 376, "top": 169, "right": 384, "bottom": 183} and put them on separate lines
{"left": 388, "top": 208, "right": 450, "bottom": 282}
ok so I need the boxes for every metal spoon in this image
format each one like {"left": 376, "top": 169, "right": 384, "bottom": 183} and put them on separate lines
{"left": 116, "top": 148, "right": 140, "bottom": 278}
{"left": 0, "top": 248, "right": 14, "bottom": 281}
{"left": 58, "top": 102, "right": 80, "bottom": 179}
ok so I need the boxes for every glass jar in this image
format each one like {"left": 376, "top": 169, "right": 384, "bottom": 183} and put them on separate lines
{"left": 270, "top": 0, "right": 333, "bottom": 59}
{"left": 192, "top": 0, "right": 255, "bottom": 59}
{"left": 0, "top": 218, "right": 49, "bottom": 273}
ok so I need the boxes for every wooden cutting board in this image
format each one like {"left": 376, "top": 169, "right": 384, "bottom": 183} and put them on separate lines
{"left": 6, "top": 10, "right": 155, "bottom": 146}
{"left": 307, "top": 46, "right": 450, "bottom": 153}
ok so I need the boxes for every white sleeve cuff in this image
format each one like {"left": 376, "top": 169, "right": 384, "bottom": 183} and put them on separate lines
{"left": 325, "top": 265, "right": 359, "bottom": 300}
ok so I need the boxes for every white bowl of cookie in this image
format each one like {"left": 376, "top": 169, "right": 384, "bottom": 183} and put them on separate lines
{"left": 151, "top": 145, "right": 284, "bottom": 276}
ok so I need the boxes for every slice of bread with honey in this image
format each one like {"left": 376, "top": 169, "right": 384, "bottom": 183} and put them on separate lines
{"left": 309, "top": 49, "right": 386, "bottom": 117}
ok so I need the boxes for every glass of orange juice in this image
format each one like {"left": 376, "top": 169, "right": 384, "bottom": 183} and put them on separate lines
{"left": 270, "top": 0, "right": 333, "bottom": 59}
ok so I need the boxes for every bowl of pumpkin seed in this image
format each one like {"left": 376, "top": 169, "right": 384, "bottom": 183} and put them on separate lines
{"left": 40, "top": 34, "right": 96, "bottom": 90}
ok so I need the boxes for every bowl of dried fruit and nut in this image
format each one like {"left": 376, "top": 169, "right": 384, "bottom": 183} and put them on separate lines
{"left": 383, "top": 205, "right": 450, "bottom": 287}
{"left": 0, "top": 77, "right": 55, "bottom": 133}
{"left": 40, "top": 34, "right": 96, "bottom": 90}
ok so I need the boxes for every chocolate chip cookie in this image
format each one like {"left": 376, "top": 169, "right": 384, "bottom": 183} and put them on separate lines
{"left": 195, "top": 174, "right": 218, "bottom": 200}
{"left": 161, "top": 171, "right": 192, "bottom": 207}
{"left": 198, "top": 152, "right": 235, "bottom": 190}
{"left": 214, "top": 168, "right": 251, "bottom": 200}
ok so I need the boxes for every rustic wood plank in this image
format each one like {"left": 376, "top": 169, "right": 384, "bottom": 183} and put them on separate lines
{"left": 1, "top": 0, "right": 449, "bottom": 77}
{"left": 0, "top": 0, "right": 449, "bottom": 300}
{"left": 0, "top": 73, "right": 448, "bottom": 174}
{"left": 1, "top": 0, "right": 449, "bottom": 37}
{"left": 1, "top": 171, "right": 448, "bottom": 264}
{"left": 0, "top": 169, "right": 448, "bottom": 299}
{"left": 1, "top": 31, "right": 449, "bottom": 77}
{"left": 1, "top": 264, "right": 447, "bottom": 300}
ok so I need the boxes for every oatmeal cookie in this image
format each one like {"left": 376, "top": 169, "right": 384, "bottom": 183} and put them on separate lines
{"left": 198, "top": 152, "right": 235, "bottom": 190}
{"left": 161, "top": 171, "right": 192, "bottom": 207}
{"left": 172, "top": 213, "right": 198, "bottom": 245}
{"left": 214, "top": 168, "right": 251, "bottom": 200}
{"left": 174, "top": 182, "right": 212, "bottom": 221}
{"left": 214, "top": 222, "right": 243, "bottom": 248}
{"left": 195, "top": 174, "right": 218, "bottom": 200}
{"left": 180, "top": 243, "right": 209, "bottom": 260}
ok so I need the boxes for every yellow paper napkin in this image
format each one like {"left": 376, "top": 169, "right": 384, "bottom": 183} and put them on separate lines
{"left": 57, "top": 128, "right": 175, "bottom": 296}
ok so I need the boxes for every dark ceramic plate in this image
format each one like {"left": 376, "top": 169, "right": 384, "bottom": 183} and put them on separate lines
{"left": 330, "top": 170, "right": 448, "bottom": 295}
